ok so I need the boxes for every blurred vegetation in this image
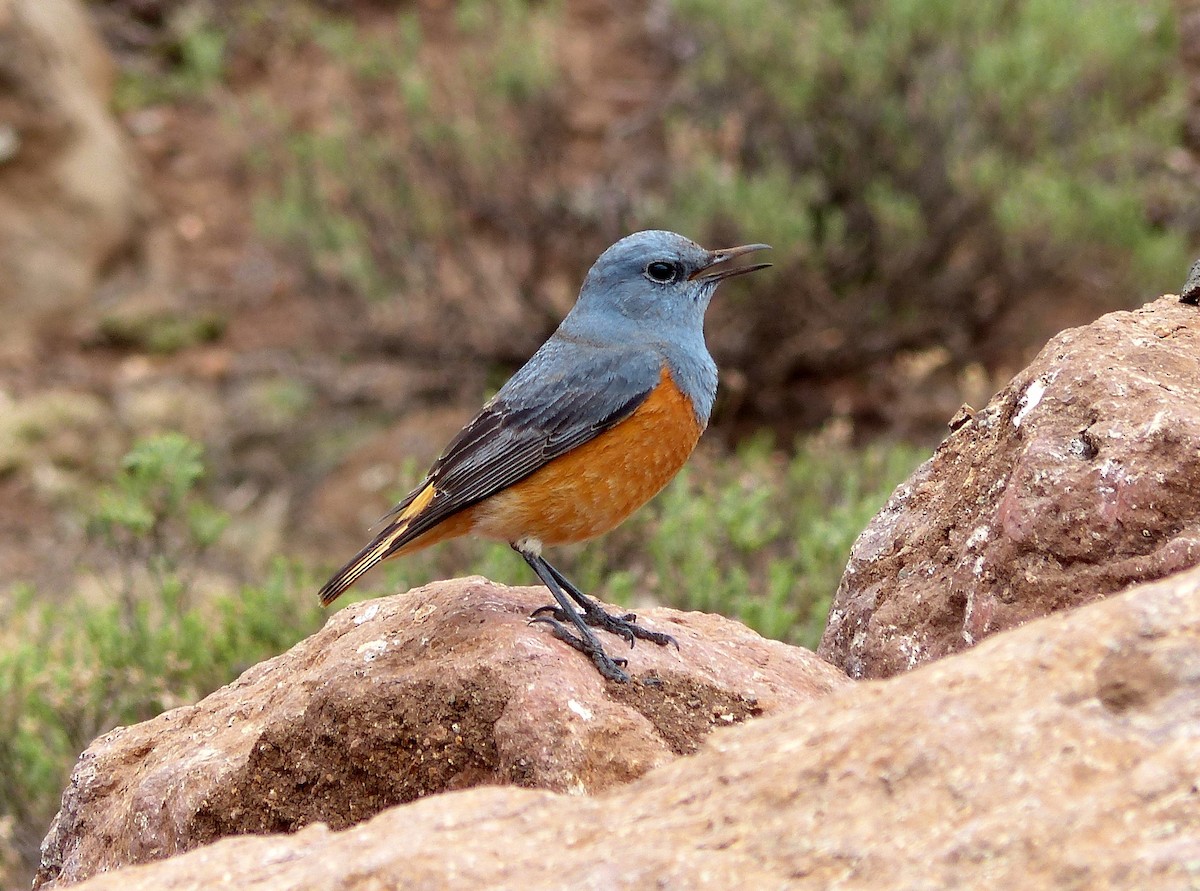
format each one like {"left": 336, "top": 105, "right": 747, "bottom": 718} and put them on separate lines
{"left": 89, "top": 0, "right": 1195, "bottom": 433}
{"left": 661, "top": 0, "right": 1192, "bottom": 418}
{"left": 87, "top": 434, "right": 230, "bottom": 611}
{"left": 0, "top": 436, "right": 323, "bottom": 879}
{"left": 243, "top": 0, "right": 576, "bottom": 342}
{"left": 97, "top": 309, "right": 226, "bottom": 355}
{"left": 666, "top": 0, "right": 1188, "bottom": 285}
{"left": 0, "top": 432, "right": 923, "bottom": 878}
{"left": 110, "top": 7, "right": 228, "bottom": 109}
{"left": 164, "top": 0, "right": 1192, "bottom": 431}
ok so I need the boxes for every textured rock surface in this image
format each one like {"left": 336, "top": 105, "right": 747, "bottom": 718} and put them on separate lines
{"left": 0, "top": 0, "right": 143, "bottom": 357}
{"left": 821, "top": 296, "right": 1200, "bottom": 678}
{"left": 36, "top": 578, "right": 847, "bottom": 887}
{"left": 57, "top": 566, "right": 1200, "bottom": 890}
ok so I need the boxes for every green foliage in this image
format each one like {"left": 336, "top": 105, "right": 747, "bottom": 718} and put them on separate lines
{"left": 622, "top": 437, "right": 924, "bottom": 648}
{"left": 248, "top": 2, "right": 561, "bottom": 300}
{"left": 469, "top": 0, "right": 561, "bottom": 102}
{"left": 0, "top": 437, "right": 321, "bottom": 875}
{"left": 662, "top": 0, "right": 1190, "bottom": 298}
{"left": 0, "top": 563, "right": 318, "bottom": 866}
{"left": 251, "top": 128, "right": 446, "bottom": 299}
{"left": 113, "top": 13, "right": 228, "bottom": 110}
{"left": 88, "top": 433, "right": 229, "bottom": 611}
{"left": 97, "top": 311, "right": 226, "bottom": 355}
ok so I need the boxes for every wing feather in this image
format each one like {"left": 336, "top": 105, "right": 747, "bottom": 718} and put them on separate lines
{"left": 379, "top": 340, "right": 660, "bottom": 550}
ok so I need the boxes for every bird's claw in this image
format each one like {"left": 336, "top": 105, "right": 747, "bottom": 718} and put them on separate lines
{"left": 528, "top": 614, "right": 630, "bottom": 681}
{"left": 530, "top": 602, "right": 676, "bottom": 650}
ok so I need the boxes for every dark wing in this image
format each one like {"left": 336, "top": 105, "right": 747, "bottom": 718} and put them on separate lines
{"left": 391, "top": 339, "right": 662, "bottom": 543}
{"left": 317, "top": 339, "right": 662, "bottom": 605}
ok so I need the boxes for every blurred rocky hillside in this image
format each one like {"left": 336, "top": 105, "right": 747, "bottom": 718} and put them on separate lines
{"left": 1, "top": 0, "right": 1197, "bottom": 623}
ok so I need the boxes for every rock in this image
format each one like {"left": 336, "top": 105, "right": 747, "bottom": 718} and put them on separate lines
{"left": 35, "top": 578, "right": 848, "bottom": 887}
{"left": 52, "top": 565, "right": 1200, "bottom": 890}
{"left": 821, "top": 296, "right": 1200, "bottom": 678}
{"left": 0, "top": 0, "right": 144, "bottom": 359}
{"left": 1181, "top": 258, "right": 1200, "bottom": 305}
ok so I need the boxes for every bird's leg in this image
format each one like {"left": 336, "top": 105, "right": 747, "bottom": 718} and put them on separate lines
{"left": 515, "top": 545, "right": 630, "bottom": 683}
{"left": 533, "top": 556, "right": 679, "bottom": 650}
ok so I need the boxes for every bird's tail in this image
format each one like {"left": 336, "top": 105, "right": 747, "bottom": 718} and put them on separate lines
{"left": 318, "top": 483, "right": 436, "bottom": 606}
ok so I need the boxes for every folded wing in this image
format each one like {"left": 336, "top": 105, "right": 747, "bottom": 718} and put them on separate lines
{"left": 318, "top": 340, "right": 661, "bottom": 604}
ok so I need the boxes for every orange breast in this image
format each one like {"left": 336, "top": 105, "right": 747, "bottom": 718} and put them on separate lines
{"left": 464, "top": 367, "right": 703, "bottom": 546}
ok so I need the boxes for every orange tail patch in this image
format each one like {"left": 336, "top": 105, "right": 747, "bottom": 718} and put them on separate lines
{"left": 318, "top": 483, "right": 438, "bottom": 606}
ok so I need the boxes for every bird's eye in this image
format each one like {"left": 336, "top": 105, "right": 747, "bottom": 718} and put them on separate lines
{"left": 644, "top": 261, "right": 678, "bottom": 284}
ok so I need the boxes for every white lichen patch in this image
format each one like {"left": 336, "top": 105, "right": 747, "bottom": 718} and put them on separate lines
{"left": 353, "top": 603, "right": 381, "bottom": 625}
{"left": 356, "top": 638, "right": 388, "bottom": 662}
{"left": 897, "top": 633, "right": 926, "bottom": 669}
{"left": 567, "top": 699, "right": 594, "bottom": 721}
{"left": 1013, "top": 377, "right": 1047, "bottom": 428}
{"left": 1143, "top": 410, "right": 1170, "bottom": 437}
{"left": 1097, "top": 458, "right": 1128, "bottom": 495}
{"left": 965, "top": 525, "right": 990, "bottom": 549}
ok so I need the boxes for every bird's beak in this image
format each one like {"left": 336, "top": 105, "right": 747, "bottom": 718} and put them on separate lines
{"left": 692, "top": 243, "right": 773, "bottom": 283}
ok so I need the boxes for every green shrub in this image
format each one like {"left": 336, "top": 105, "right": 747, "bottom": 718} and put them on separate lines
{"left": 648, "top": 0, "right": 1192, "bottom": 429}
{"left": 97, "top": 311, "right": 226, "bottom": 355}
{"left": 0, "top": 436, "right": 322, "bottom": 881}
{"left": 665, "top": 0, "right": 1186, "bottom": 288}
{"left": 247, "top": 2, "right": 560, "bottom": 301}
{"left": 230, "top": 0, "right": 1195, "bottom": 438}
{"left": 0, "top": 563, "right": 318, "bottom": 875}
{"left": 88, "top": 433, "right": 228, "bottom": 611}
{"left": 111, "top": 9, "right": 228, "bottom": 110}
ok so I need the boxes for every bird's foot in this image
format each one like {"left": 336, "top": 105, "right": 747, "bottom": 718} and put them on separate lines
{"left": 527, "top": 614, "right": 630, "bottom": 683}
{"left": 530, "top": 601, "right": 678, "bottom": 650}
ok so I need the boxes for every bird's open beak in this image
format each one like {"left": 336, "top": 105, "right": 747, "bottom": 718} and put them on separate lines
{"left": 692, "top": 243, "right": 773, "bottom": 283}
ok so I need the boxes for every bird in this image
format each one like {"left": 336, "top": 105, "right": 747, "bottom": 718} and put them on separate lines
{"left": 319, "top": 230, "right": 771, "bottom": 682}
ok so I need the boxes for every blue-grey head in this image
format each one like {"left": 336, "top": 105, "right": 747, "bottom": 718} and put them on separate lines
{"left": 566, "top": 230, "right": 771, "bottom": 342}
{"left": 553, "top": 230, "right": 769, "bottom": 423}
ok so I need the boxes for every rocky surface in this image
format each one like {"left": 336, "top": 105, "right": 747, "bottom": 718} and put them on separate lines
{"left": 53, "top": 564, "right": 1200, "bottom": 890}
{"left": 821, "top": 296, "right": 1200, "bottom": 678}
{"left": 0, "top": 0, "right": 144, "bottom": 359}
{"left": 36, "top": 578, "right": 847, "bottom": 888}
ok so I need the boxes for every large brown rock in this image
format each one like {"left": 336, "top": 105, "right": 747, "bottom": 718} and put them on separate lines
{"left": 0, "top": 0, "right": 144, "bottom": 358}
{"left": 821, "top": 296, "right": 1200, "bottom": 678}
{"left": 55, "top": 564, "right": 1200, "bottom": 890}
{"left": 36, "top": 578, "right": 847, "bottom": 888}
